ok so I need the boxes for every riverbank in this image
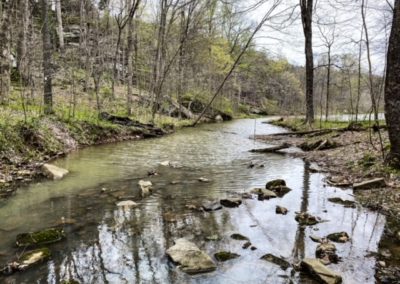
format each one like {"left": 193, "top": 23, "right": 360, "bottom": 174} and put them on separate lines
{"left": 0, "top": 114, "right": 178, "bottom": 198}
{"left": 256, "top": 117, "right": 400, "bottom": 282}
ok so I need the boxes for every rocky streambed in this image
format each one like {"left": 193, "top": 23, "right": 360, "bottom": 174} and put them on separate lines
{"left": 0, "top": 119, "right": 392, "bottom": 283}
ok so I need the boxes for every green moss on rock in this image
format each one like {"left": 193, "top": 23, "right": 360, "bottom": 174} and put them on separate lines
{"left": 16, "top": 227, "right": 65, "bottom": 247}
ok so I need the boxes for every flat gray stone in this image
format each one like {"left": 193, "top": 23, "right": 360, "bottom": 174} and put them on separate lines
{"left": 166, "top": 238, "right": 216, "bottom": 274}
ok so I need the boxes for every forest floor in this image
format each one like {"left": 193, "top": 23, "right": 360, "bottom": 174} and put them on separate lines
{"left": 256, "top": 117, "right": 400, "bottom": 282}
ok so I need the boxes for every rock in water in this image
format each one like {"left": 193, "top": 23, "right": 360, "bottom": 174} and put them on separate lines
{"left": 220, "top": 198, "right": 242, "bottom": 208}
{"left": 42, "top": 164, "right": 69, "bottom": 180}
{"left": 214, "top": 251, "right": 240, "bottom": 262}
{"left": 16, "top": 228, "right": 65, "bottom": 247}
{"left": 276, "top": 206, "right": 288, "bottom": 215}
{"left": 251, "top": 188, "right": 277, "bottom": 200}
{"left": 326, "top": 232, "right": 350, "bottom": 243}
{"left": 138, "top": 180, "right": 152, "bottom": 197}
{"left": 301, "top": 258, "right": 342, "bottom": 284}
{"left": 1, "top": 248, "right": 51, "bottom": 275}
{"left": 266, "top": 179, "right": 286, "bottom": 189}
{"left": 166, "top": 238, "right": 216, "bottom": 274}
{"left": 198, "top": 177, "right": 210, "bottom": 183}
{"left": 116, "top": 200, "right": 138, "bottom": 208}
{"left": 202, "top": 201, "right": 223, "bottom": 212}
{"left": 260, "top": 254, "right": 290, "bottom": 270}
{"left": 230, "top": 233, "right": 249, "bottom": 241}
{"left": 265, "top": 179, "right": 291, "bottom": 197}
{"left": 316, "top": 242, "right": 339, "bottom": 265}
{"left": 295, "top": 212, "right": 320, "bottom": 226}
{"left": 353, "top": 178, "right": 386, "bottom": 190}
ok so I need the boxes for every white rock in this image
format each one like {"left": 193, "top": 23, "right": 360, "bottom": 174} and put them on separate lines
{"left": 42, "top": 164, "right": 69, "bottom": 180}
{"left": 138, "top": 180, "right": 153, "bottom": 197}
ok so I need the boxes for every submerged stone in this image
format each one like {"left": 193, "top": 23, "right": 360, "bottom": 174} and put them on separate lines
{"left": 205, "top": 234, "right": 221, "bottom": 241}
{"left": 242, "top": 241, "right": 252, "bottom": 249}
{"left": 1, "top": 248, "right": 51, "bottom": 275}
{"left": 295, "top": 212, "right": 320, "bottom": 226}
{"left": 116, "top": 200, "right": 138, "bottom": 208}
{"left": 198, "top": 177, "right": 210, "bottom": 183}
{"left": 16, "top": 228, "right": 65, "bottom": 247}
{"left": 260, "top": 253, "right": 290, "bottom": 270}
{"left": 230, "top": 233, "right": 249, "bottom": 241}
{"left": 166, "top": 238, "right": 216, "bottom": 274}
{"left": 220, "top": 198, "right": 242, "bottom": 208}
{"left": 42, "top": 164, "right": 69, "bottom": 180}
{"left": 301, "top": 258, "right": 342, "bottom": 284}
{"left": 326, "top": 232, "right": 350, "bottom": 243}
{"left": 214, "top": 251, "right": 240, "bottom": 262}
{"left": 202, "top": 201, "right": 223, "bottom": 212}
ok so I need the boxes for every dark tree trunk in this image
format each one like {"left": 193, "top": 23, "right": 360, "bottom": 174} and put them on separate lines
{"left": 384, "top": 0, "right": 400, "bottom": 167}
{"left": 41, "top": 0, "right": 53, "bottom": 114}
{"left": 300, "top": 0, "right": 314, "bottom": 124}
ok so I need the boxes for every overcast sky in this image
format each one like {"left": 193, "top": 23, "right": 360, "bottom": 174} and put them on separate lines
{"left": 249, "top": 0, "right": 394, "bottom": 74}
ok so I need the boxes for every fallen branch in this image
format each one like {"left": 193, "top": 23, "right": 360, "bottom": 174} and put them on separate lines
{"left": 250, "top": 143, "right": 291, "bottom": 153}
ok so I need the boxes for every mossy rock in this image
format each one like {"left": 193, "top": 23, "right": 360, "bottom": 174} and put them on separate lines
{"left": 214, "top": 251, "right": 240, "bottom": 262}
{"left": 230, "top": 233, "right": 249, "bottom": 241}
{"left": 260, "top": 253, "right": 290, "bottom": 270}
{"left": 16, "top": 227, "right": 65, "bottom": 247}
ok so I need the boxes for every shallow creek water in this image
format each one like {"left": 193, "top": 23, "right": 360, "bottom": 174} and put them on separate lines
{"left": 0, "top": 119, "right": 386, "bottom": 283}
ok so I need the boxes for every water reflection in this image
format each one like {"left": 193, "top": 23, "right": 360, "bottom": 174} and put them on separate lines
{"left": 0, "top": 119, "right": 386, "bottom": 283}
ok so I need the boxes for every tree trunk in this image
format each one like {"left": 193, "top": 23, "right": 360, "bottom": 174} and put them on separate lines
{"left": 17, "top": 0, "right": 30, "bottom": 85}
{"left": 384, "top": 0, "right": 400, "bottom": 167}
{"left": 325, "top": 46, "right": 331, "bottom": 121}
{"left": 56, "top": 0, "right": 64, "bottom": 51}
{"left": 361, "top": 0, "right": 378, "bottom": 122}
{"left": 300, "top": 0, "right": 314, "bottom": 123}
{"left": 126, "top": 10, "right": 134, "bottom": 116}
{"left": 0, "top": 0, "right": 11, "bottom": 104}
{"left": 41, "top": 0, "right": 53, "bottom": 114}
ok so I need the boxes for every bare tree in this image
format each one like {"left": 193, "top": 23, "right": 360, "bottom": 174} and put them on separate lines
{"left": 384, "top": 0, "right": 400, "bottom": 167}
{"left": 300, "top": 0, "right": 314, "bottom": 124}
{"left": 41, "top": 0, "right": 53, "bottom": 114}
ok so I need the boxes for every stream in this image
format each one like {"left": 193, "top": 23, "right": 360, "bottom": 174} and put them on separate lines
{"left": 0, "top": 119, "right": 386, "bottom": 283}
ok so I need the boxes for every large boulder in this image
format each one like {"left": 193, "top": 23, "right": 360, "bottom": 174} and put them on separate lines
{"left": 166, "top": 238, "right": 216, "bottom": 274}
{"left": 353, "top": 178, "right": 386, "bottom": 190}
{"left": 301, "top": 258, "right": 342, "bottom": 284}
{"left": 42, "top": 164, "right": 69, "bottom": 180}
{"left": 16, "top": 228, "right": 65, "bottom": 247}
